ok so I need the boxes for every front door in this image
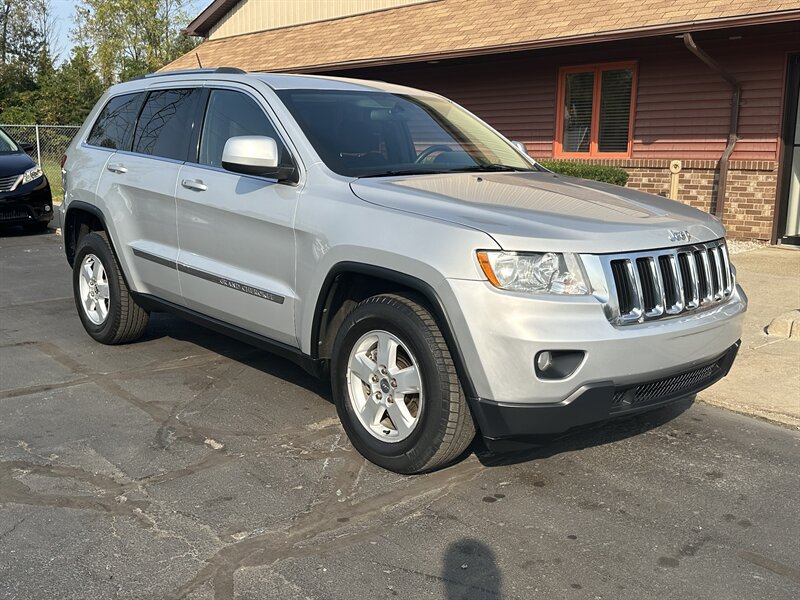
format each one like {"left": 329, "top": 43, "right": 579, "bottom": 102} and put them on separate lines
{"left": 778, "top": 54, "right": 800, "bottom": 245}
{"left": 175, "top": 87, "right": 299, "bottom": 346}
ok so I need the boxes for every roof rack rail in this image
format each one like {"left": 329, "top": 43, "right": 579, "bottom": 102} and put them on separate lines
{"left": 132, "top": 67, "right": 247, "bottom": 81}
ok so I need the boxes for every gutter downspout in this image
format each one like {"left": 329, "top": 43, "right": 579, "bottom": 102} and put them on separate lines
{"left": 683, "top": 33, "right": 741, "bottom": 220}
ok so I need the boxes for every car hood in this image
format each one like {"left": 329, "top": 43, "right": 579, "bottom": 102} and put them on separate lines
{"left": 350, "top": 171, "right": 724, "bottom": 253}
{"left": 0, "top": 152, "right": 35, "bottom": 178}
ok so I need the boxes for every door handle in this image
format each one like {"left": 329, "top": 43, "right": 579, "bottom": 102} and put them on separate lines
{"left": 181, "top": 179, "right": 207, "bottom": 192}
{"left": 106, "top": 163, "right": 127, "bottom": 174}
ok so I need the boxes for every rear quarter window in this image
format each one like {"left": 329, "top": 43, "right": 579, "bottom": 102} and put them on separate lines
{"left": 86, "top": 92, "right": 144, "bottom": 150}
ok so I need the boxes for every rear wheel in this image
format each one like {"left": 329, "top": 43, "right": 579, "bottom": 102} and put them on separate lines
{"left": 72, "top": 231, "right": 149, "bottom": 344}
{"left": 331, "top": 293, "right": 475, "bottom": 474}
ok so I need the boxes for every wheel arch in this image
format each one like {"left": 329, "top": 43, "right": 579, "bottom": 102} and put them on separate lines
{"left": 64, "top": 201, "right": 108, "bottom": 266}
{"left": 311, "top": 262, "right": 479, "bottom": 400}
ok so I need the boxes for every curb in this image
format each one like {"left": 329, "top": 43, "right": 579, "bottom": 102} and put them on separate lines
{"left": 698, "top": 397, "right": 800, "bottom": 431}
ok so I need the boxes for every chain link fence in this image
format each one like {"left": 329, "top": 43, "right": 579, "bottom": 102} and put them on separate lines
{"left": 1, "top": 124, "right": 81, "bottom": 202}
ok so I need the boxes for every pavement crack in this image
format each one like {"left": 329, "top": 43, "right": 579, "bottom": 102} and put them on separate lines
{"left": 738, "top": 550, "right": 800, "bottom": 584}
{"left": 132, "top": 508, "right": 206, "bottom": 564}
{"left": 162, "top": 458, "right": 483, "bottom": 600}
{"left": 0, "top": 460, "right": 151, "bottom": 524}
{"left": 372, "top": 560, "right": 506, "bottom": 598}
{"left": 0, "top": 516, "right": 25, "bottom": 540}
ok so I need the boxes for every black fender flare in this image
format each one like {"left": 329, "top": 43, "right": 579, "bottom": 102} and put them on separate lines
{"left": 310, "top": 261, "right": 479, "bottom": 400}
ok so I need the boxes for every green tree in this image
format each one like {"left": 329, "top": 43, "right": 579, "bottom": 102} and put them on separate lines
{"left": 73, "top": 0, "right": 200, "bottom": 85}
{"left": 37, "top": 46, "right": 103, "bottom": 124}
{"left": 0, "top": 0, "right": 55, "bottom": 122}
{"left": 0, "top": 0, "right": 46, "bottom": 67}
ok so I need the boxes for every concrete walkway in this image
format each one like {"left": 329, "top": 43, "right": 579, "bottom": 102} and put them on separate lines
{"left": 699, "top": 246, "right": 800, "bottom": 429}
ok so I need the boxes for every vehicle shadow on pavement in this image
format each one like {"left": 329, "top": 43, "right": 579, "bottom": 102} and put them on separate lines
{"left": 102, "top": 310, "right": 694, "bottom": 473}
{"left": 0, "top": 224, "right": 55, "bottom": 237}
{"left": 141, "top": 312, "right": 332, "bottom": 401}
{"left": 473, "top": 398, "right": 694, "bottom": 468}
{"left": 442, "top": 537, "right": 503, "bottom": 599}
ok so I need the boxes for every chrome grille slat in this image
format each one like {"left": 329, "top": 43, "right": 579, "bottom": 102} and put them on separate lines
{"left": 0, "top": 174, "right": 21, "bottom": 192}
{"left": 720, "top": 243, "right": 733, "bottom": 295}
{"left": 698, "top": 250, "right": 714, "bottom": 304}
{"left": 680, "top": 251, "right": 700, "bottom": 309}
{"left": 660, "top": 253, "right": 684, "bottom": 314}
{"left": 620, "top": 259, "right": 643, "bottom": 324}
{"left": 648, "top": 256, "right": 666, "bottom": 317}
{"left": 711, "top": 246, "right": 725, "bottom": 300}
{"left": 599, "top": 239, "right": 734, "bottom": 326}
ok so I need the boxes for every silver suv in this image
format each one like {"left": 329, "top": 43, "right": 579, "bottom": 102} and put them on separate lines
{"left": 61, "top": 68, "right": 746, "bottom": 473}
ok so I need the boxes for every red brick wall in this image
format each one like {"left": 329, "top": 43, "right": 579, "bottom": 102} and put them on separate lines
{"left": 563, "top": 159, "right": 778, "bottom": 240}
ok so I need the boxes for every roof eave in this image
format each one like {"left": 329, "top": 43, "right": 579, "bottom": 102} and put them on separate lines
{"left": 184, "top": 0, "right": 240, "bottom": 38}
{"left": 267, "top": 10, "right": 800, "bottom": 74}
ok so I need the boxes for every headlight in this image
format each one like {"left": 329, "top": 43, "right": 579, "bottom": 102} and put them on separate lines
{"left": 476, "top": 250, "right": 590, "bottom": 295}
{"left": 21, "top": 166, "right": 43, "bottom": 185}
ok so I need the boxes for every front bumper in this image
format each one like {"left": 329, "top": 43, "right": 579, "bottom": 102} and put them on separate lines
{"left": 447, "top": 278, "right": 746, "bottom": 404}
{"left": 443, "top": 276, "right": 745, "bottom": 440}
{"left": 0, "top": 176, "right": 53, "bottom": 225}
{"left": 471, "top": 341, "right": 739, "bottom": 443}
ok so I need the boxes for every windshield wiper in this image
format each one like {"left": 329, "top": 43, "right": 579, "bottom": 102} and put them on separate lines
{"left": 358, "top": 164, "right": 535, "bottom": 178}
{"left": 446, "top": 164, "right": 533, "bottom": 173}
{"left": 359, "top": 169, "right": 446, "bottom": 178}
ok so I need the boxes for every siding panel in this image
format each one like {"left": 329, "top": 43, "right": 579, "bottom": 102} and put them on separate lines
{"left": 210, "top": 0, "right": 434, "bottom": 40}
{"left": 337, "top": 26, "right": 798, "bottom": 162}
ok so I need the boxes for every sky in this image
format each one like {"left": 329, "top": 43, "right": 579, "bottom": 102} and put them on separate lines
{"left": 49, "top": 0, "right": 210, "bottom": 64}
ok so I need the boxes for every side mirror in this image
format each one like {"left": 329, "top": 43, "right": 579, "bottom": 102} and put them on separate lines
{"left": 221, "top": 136, "right": 296, "bottom": 183}
{"left": 511, "top": 140, "right": 539, "bottom": 167}
{"left": 21, "top": 142, "right": 35, "bottom": 154}
{"left": 511, "top": 140, "right": 528, "bottom": 156}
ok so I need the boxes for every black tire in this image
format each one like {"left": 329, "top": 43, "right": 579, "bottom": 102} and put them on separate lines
{"left": 331, "top": 293, "right": 475, "bottom": 474}
{"left": 72, "top": 231, "right": 149, "bottom": 344}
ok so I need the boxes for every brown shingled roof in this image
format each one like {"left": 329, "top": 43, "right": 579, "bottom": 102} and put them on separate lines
{"left": 164, "top": 0, "right": 800, "bottom": 73}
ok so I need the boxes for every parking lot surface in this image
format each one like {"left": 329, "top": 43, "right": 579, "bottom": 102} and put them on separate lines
{"left": 1, "top": 229, "right": 799, "bottom": 600}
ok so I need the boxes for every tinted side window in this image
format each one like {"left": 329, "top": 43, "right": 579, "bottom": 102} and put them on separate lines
{"left": 199, "top": 89, "right": 286, "bottom": 168}
{"left": 132, "top": 88, "right": 202, "bottom": 161}
{"left": 87, "top": 93, "right": 144, "bottom": 150}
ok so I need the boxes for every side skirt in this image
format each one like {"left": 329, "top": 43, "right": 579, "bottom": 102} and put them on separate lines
{"left": 132, "top": 293, "right": 323, "bottom": 377}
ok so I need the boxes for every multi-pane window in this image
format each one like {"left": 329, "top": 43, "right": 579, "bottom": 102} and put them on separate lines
{"left": 556, "top": 62, "right": 636, "bottom": 157}
{"left": 87, "top": 93, "right": 144, "bottom": 150}
{"left": 132, "top": 88, "right": 202, "bottom": 161}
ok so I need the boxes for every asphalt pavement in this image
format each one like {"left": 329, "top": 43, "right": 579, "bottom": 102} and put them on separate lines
{"left": 1, "top": 227, "right": 798, "bottom": 600}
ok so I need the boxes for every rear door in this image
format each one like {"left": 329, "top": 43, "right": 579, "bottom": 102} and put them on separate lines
{"left": 94, "top": 85, "right": 203, "bottom": 303}
{"left": 175, "top": 85, "right": 300, "bottom": 346}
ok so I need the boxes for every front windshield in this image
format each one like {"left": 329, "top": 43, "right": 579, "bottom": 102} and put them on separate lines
{"left": 276, "top": 89, "right": 538, "bottom": 177}
{"left": 0, "top": 128, "right": 19, "bottom": 153}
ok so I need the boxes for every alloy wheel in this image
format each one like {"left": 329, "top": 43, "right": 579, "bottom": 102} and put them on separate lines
{"left": 346, "top": 329, "right": 424, "bottom": 443}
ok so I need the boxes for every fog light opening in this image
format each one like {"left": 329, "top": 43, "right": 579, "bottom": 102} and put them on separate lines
{"left": 534, "top": 350, "right": 585, "bottom": 380}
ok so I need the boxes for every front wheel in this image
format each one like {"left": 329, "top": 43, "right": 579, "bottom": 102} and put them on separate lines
{"left": 331, "top": 293, "right": 475, "bottom": 474}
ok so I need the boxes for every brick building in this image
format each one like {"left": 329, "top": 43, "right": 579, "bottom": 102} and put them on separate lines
{"left": 166, "top": 0, "right": 800, "bottom": 244}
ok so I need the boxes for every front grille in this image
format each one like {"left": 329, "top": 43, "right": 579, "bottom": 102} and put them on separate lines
{"left": 0, "top": 174, "right": 21, "bottom": 192}
{"left": 611, "top": 360, "right": 723, "bottom": 410}
{"left": 0, "top": 207, "right": 31, "bottom": 221}
{"left": 601, "top": 239, "right": 734, "bottom": 325}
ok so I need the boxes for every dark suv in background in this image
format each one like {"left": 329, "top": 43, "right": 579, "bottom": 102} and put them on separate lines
{"left": 0, "top": 127, "right": 53, "bottom": 232}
